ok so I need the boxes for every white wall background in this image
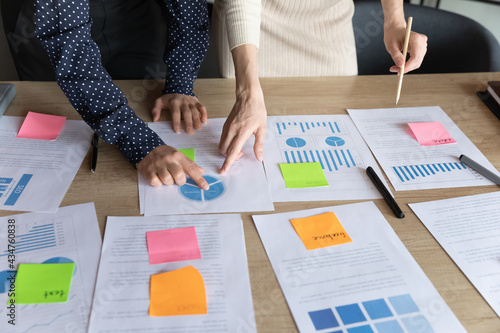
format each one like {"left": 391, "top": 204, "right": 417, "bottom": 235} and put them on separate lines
{"left": 1, "top": 1, "right": 500, "bottom": 81}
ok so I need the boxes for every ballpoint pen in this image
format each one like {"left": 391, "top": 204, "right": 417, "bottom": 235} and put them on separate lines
{"left": 366, "top": 166, "right": 405, "bottom": 219}
{"left": 91, "top": 132, "right": 99, "bottom": 173}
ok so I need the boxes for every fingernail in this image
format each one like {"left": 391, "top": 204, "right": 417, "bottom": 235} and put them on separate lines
{"left": 174, "top": 127, "right": 181, "bottom": 133}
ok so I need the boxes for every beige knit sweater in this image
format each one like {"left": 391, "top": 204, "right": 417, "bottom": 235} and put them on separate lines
{"left": 213, "top": 0, "right": 358, "bottom": 78}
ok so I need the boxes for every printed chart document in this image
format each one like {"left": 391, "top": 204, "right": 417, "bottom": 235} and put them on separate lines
{"left": 138, "top": 119, "right": 273, "bottom": 215}
{"left": 264, "top": 115, "right": 388, "bottom": 202}
{"left": 0, "top": 203, "right": 102, "bottom": 332}
{"left": 409, "top": 191, "right": 500, "bottom": 317}
{"left": 253, "top": 202, "right": 465, "bottom": 333}
{"left": 88, "top": 214, "right": 256, "bottom": 333}
{"left": 0, "top": 116, "right": 93, "bottom": 212}
{"left": 347, "top": 106, "right": 499, "bottom": 191}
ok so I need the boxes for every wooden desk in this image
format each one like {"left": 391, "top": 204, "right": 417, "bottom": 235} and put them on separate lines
{"left": 2, "top": 73, "right": 500, "bottom": 332}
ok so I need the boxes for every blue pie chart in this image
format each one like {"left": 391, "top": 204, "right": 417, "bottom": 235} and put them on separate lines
{"left": 286, "top": 137, "right": 306, "bottom": 148}
{"left": 179, "top": 175, "right": 225, "bottom": 202}
{"left": 325, "top": 136, "right": 345, "bottom": 147}
{"left": 43, "top": 257, "right": 77, "bottom": 275}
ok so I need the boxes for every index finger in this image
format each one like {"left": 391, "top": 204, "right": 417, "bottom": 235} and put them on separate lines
{"left": 182, "top": 160, "right": 209, "bottom": 190}
{"left": 219, "top": 134, "right": 248, "bottom": 174}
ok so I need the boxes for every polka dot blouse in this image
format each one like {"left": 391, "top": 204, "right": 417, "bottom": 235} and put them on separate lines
{"left": 34, "top": 0, "right": 209, "bottom": 166}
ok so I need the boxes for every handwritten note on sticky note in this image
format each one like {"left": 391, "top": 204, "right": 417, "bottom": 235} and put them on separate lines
{"left": 290, "top": 212, "right": 352, "bottom": 250}
{"left": 408, "top": 122, "right": 456, "bottom": 146}
{"left": 149, "top": 266, "right": 207, "bottom": 316}
{"left": 17, "top": 111, "right": 66, "bottom": 140}
{"left": 279, "top": 162, "right": 328, "bottom": 188}
{"left": 179, "top": 148, "right": 195, "bottom": 161}
{"left": 12, "top": 263, "right": 75, "bottom": 304}
{"left": 146, "top": 227, "right": 201, "bottom": 265}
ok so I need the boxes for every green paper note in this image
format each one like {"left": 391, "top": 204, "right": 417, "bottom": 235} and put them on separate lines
{"left": 179, "top": 148, "right": 195, "bottom": 161}
{"left": 279, "top": 162, "right": 329, "bottom": 188}
{"left": 11, "top": 263, "right": 75, "bottom": 304}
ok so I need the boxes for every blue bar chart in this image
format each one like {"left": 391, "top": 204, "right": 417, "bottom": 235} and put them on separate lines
{"left": 283, "top": 149, "right": 357, "bottom": 172}
{"left": 0, "top": 223, "right": 56, "bottom": 256}
{"left": 276, "top": 121, "right": 342, "bottom": 135}
{"left": 0, "top": 174, "right": 33, "bottom": 206}
{"left": 392, "top": 162, "right": 471, "bottom": 183}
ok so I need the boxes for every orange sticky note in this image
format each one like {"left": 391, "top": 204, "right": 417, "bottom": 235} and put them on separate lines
{"left": 408, "top": 122, "right": 456, "bottom": 146}
{"left": 17, "top": 111, "right": 66, "bottom": 140}
{"left": 290, "top": 212, "right": 352, "bottom": 250}
{"left": 149, "top": 266, "right": 207, "bottom": 316}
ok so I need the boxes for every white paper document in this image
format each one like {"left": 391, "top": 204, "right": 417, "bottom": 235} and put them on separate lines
{"left": 347, "top": 106, "right": 499, "bottom": 191}
{"left": 138, "top": 119, "right": 273, "bottom": 215}
{"left": 409, "top": 191, "right": 500, "bottom": 317}
{"left": 0, "top": 116, "right": 92, "bottom": 212}
{"left": 252, "top": 202, "right": 465, "bottom": 332}
{"left": 88, "top": 214, "right": 256, "bottom": 333}
{"left": 0, "top": 203, "right": 102, "bottom": 332}
{"left": 263, "top": 115, "right": 387, "bottom": 202}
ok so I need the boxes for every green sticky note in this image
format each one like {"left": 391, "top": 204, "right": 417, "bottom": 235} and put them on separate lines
{"left": 179, "top": 148, "right": 195, "bottom": 161}
{"left": 11, "top": 263, "right": 75, "bottom": 304}
{"left": 279, "top": 162, "right": 329, "bottom": 188}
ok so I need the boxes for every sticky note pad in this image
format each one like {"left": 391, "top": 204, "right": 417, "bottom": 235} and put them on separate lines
{"left": 279, "top": 162, "right": 328, "bottom": 188}
{"left": 149, "top": 266, "right": 207, "bottom": 316}
{"left": 146, "top": 227, "right": 202, "bottom": 264}
{"left": 408, "top": 122, "right": 456, "bottom": 146}
{"left": 17, "top": 111, "right": 66, "bottom": 140}
{"left": 290, "top": 212, "right": 352, "bottom": 250}
{"left": 179, "top": 148, "right": 195, "bottom": 161}
{"left": 12, "top": 263, "right": 75, "bottom": 304}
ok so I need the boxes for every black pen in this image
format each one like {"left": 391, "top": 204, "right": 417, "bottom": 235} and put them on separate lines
{"left": 366, "top": 166, "right": 405, "bottom": 219}
{"left": 459, "top": 154, "right": 500, "bottom": 186}
{"left": 91, "top": 132, "right": 99, "bottom": 173}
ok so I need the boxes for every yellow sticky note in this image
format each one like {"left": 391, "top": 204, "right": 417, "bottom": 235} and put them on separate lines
{"left": 290, "top": 212, "right": 352, "bottom": 250}
{"left": 279, "top": 162, "right": 328, "bottom": 188}
{"left": 149, "top": 266, "right": 207, "bottom": 316}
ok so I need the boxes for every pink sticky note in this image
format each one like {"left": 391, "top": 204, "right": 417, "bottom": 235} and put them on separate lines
{"left": 17, "top": 111, "right": 66, "bottom": 141}
{"left": 146, "top": 227, "right": 201, "bottom": 264}
{"left": 408, "top": 122, "right": 456, "bottom": 146}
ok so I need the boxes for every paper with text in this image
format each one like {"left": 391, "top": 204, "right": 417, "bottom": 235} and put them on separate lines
{"left": 138, "top": 119, "right": 273, "bottom": 215}
{"left": 290, "top": 212, "right": 352, "bottom": 250}
{"left": 17, "top": 112, "right": 66, "bottom": 141}
{"left": 253, "top": 202, "right": 465, "bottom": 332}
{"left": 263, "top": 115, "right": 388, "bottom": 202}
{"left": 13, "top": 263, "right": 74, "bottom": 304}
{"left": 146, "top": 227, "right": 201, "bottom": 264}
{"left": 0, "top": 116, "right": 92, "bottom": 212}
{"left": 149, "top": 266, "right": 207, "bottom": 316}
{"left": 348, "top": 106, "right": 499, "bottom": 191}
{"left": 0, "top": 203, "right": 102, "bottom": 332}
{"left": 88, "top": 214, "right": 256, "bottom": 333}
{"left": 409, "top": 191, "right": 500, "bottom": 317}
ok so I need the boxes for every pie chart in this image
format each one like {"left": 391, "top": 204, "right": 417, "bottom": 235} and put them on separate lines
{"left": 179, "top": 175, "right": 225, "bottom": 202}
{"left": 286, "top": 137, "right": 306, "bottom": 148}
{"left": 325, "top": 136, "right": 345, "bottom": 147}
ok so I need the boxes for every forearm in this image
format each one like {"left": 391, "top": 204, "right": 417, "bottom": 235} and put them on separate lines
{"left": 381, "top": 0, "right": 406, "bottom": 28}
{"left": 231, "top": 44, "right": 262, "bottom": 98}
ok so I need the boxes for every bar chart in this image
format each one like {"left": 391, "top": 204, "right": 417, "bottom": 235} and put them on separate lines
{"left": 276, "top": 121, "right": 343, "bottom": 135}
{"left": 0, "top": 174, "right": 32, "bottom": 206}
{"left": 0, "top": 223, "right": 56, "bottom": 257}
{"left": 392, "top": 162, "right": 477, "bottom": 184}
{"left": 283, "top": 149, "right": 357, "bottom": 172}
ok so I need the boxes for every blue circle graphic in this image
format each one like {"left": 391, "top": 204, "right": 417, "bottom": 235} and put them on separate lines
{"left": 286, "top": 137, "right": 306, "bottom": 148}
{"left": 179, "top": 175, "right": 225, "bottom": 202}
{"left": 325, "top": 136, "right": 345, "bottom": 147}
{"left": 43, "top": 257, "right": 77, "bottom": 275}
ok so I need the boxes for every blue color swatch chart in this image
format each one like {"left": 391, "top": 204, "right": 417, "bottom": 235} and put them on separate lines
{"left": 0, "top": 174, "right": 32, "bottom": 206}
{"left": 308, "top": 294, "right": 434, "bottom": 333}
{"left": 392, "top": 162, "right": 478, "bottom": 184}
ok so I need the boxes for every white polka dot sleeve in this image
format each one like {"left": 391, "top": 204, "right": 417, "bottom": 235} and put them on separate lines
{"left": 34, "top": 0, "right": 165, "bottom": 167}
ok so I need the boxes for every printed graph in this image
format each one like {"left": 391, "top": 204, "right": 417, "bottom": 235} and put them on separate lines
{"left": 0, "top": 174, "right": 33, "bottom": 206}
{"left": 392, "top": 162, "right": 474, "bottom": 183}
{"left": 275, "top": 121, "right": 342, "bottom": 135}
{"left": 179, "top": 175, "right": 225, "bottom": 202}
{"left": 308, "top": 294, "right": 434, "bottom": 333}
{"left": 283, "top": 149, "right": 357, "bottom": 172}
{"left": 0, "top": 223, "right": 56, "bottom": 257}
